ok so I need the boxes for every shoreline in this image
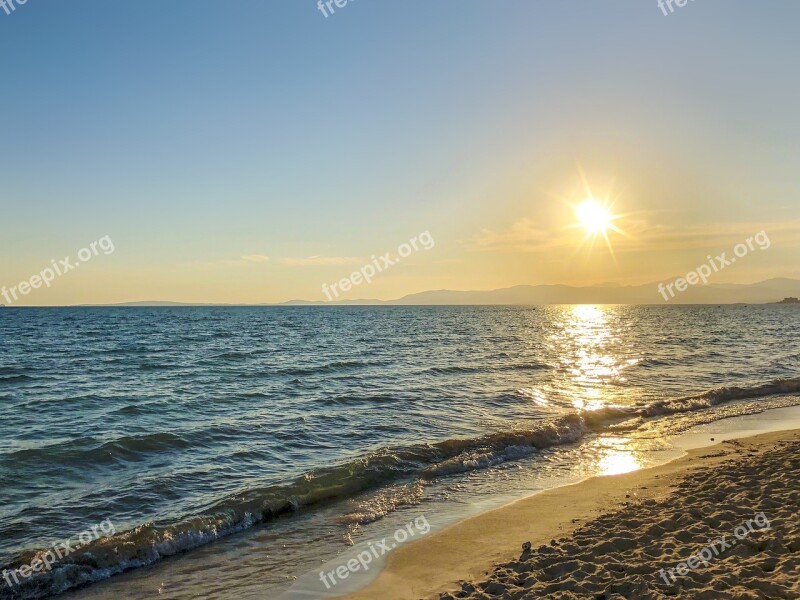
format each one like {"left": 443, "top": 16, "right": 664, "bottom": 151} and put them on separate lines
{"left": 342, "top": 428, "right": 800, "bottom": 600}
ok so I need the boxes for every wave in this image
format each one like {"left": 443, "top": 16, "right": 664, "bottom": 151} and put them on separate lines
{"left": 113, "top": 404, "right": 147, "bottom": 416}
{"left": 3, "top": 377, "right": 799, "bottom": 599}
{"left": 0, "top": 375, "right": 33, "bottom": 384}
{"left": 5, "top": 432, "right": 192, "bottom": 468}
{"left": 138, "top": 362, "right": 177, "bottom": 371}
{"left": 212, "top": 351, "right": 253, "bottom": 360}
{"left": 278, "top": 359, "right": 388, "bottom": 377}
{"left": 324, "top": 393, "right": 403, "bottom": 405}
{"left": 0, "top": 367, "right": 28, "bottom": 376}
{"left": 338, "top": 480, "right": 426, "bottom": 530}
{"left": 502, "top": 362, "right": 551, "bottom": 371}
{"left": 640, "top": 377, "right": 800, "bottom": 418}
{"left": 0, "top": 416, "right": 591, "bottom": 599}
{"left": 427, "top": 365, "right": 485, "bottom": 374}
{"left": 635, "top": 357, "right": 673, "bottom": 367}
{"left": 427, "top": 362, "right": 550, "bottom": 375}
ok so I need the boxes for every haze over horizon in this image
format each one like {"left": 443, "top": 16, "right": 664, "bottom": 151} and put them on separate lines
{"left": 15, "top": 277, "right": 795, "bottom": 307}
{"left": 3, "top": 2, "right": 800, "bottom": 305}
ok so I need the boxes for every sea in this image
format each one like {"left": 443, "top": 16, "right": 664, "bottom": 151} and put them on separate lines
{"left": 1, "top": 305, "right": 799, "bottom": 599}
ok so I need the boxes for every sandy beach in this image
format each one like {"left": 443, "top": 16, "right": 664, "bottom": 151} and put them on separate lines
{"left": 344, "top": 429, "right": 800, "bottom": 600}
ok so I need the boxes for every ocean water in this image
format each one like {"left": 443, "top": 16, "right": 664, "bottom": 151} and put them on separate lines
{"left": 1, "top": 305, "right": 799, "bottom": 599}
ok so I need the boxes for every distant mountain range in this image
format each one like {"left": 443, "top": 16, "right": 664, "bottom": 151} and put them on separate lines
{"left": 282, "top": 277, "right": 800, "bottom": 305}
{"left": 71, "top": 277, "right": 800, "bottom": 307}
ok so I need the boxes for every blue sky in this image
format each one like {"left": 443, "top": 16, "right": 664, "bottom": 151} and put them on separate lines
{"left": 2, "top": 1, "right": 799, "bottom": 304}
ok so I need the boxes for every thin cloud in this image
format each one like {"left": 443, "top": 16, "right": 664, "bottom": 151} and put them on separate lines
{"left": 241, "top": 255, "right": 271, "bottom": 263}
{"left": 278, "top": 256, "right": 363, "bottom": 266}
{"left": 472, "top": 217, "right": 800, "bottom": 254}
{"left": 615, "top": 219, "right": 800, "bottom": 251}
{"left": 472, "top": 218, "right": 565, "bottom": 252}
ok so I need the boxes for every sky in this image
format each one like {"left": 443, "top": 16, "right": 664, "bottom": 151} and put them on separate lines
{"left": 1, "top": 0, "right": 799, "bottom": 305}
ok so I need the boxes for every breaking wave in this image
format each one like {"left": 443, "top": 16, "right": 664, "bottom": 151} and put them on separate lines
{"left": 2, "top": 377, "right": 799, "bottom": 599}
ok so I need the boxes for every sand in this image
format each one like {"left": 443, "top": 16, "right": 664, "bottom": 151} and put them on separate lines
{"left": 342, "top": 430, "right": 800, "bottom": 600}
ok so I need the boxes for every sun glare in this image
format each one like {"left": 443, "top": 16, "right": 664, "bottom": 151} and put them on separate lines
{"left": 576, "top": 199, "right": 612, "bottom": 234}
{"left": 569, "top": 192, "right": 626, "bottom": 259}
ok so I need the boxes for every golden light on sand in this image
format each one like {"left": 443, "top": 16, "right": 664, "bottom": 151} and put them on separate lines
{"left": 594, "top": 437, "right": 643, "bottom": 475}
{"left": 599, "top": 449, "right": 641, "bottom": 475}
{"left": 576, "top": 198, "right": 612, "bottom": 234}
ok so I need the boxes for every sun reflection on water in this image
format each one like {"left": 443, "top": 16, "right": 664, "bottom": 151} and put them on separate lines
{"left": 563, "top": 305, "right": 625, "bottom": 410}
{"left": 519, "top": 305, "right": 643, "bottom": 413}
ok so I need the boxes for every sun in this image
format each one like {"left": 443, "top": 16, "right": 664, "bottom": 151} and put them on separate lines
{"left": 569, "top": 194, "right": 626, "bottom": 259}
{"left": 576, "top": 198, "right": 612, "bottom": 234}
{"left": 565, "top": 169, "right": 628, "bottom": 258}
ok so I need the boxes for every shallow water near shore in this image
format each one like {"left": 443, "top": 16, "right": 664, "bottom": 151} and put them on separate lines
{"left": 1, "top": 304, "right": 799, "bottom": 599}
{"left": 283, "top": 404, "right": 800, "bottom": 600}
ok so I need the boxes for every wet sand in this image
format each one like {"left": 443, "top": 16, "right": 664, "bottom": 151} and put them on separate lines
{"left": 343, "top": 429, "right": 800, "bottom": 600}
